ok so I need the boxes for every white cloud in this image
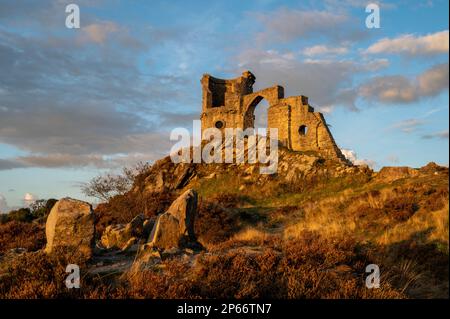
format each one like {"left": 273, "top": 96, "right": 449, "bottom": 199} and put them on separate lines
{"left": 341, "top": 149, "right": 376, "bottom": 168}
{"left": 365, "top": 30, "right": 449, "bottom": 56}
{"left": 23, "top": 193, "right": 38, "bottom": 208}
{"left": 417, "top": 63, "right": 450, "bottom": 96}
{"left": 341, "top": 149, "right": 357, "bottom": 162}
{"left": 302, "top": 45, "right": 348, "bottom": 57}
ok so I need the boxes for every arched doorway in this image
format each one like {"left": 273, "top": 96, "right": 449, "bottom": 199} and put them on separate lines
{"left": 253, "top": 99, "right": 269, "bottom": 136}
{"left": 243, "top": 95, "right": 269, "bottom": 132}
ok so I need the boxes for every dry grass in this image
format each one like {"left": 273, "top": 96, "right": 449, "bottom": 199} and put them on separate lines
{"left": 378, "top": 203, "right": 449, "bottom": 247}
{"left": 284, "top": 205, "right": 358, "bottom": 240}
{"left": 231, "top": 227, "right": 272, "bottom": 242}
{"left": 284, "top": 182, "right": 448, "bottom": 244}
{"left": 279, "top": 178, "right": 449, "bottom": 299}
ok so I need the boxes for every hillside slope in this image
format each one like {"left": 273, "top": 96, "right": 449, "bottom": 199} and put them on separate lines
{"left": 92, "top": 147, "right": 449, "bottom": 298}
{"left": 1, "top": 147, "right": 448, "bottom": 298}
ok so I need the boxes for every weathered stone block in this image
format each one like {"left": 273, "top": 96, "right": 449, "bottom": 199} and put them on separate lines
{"left": 45, "top": 198, "right": 95, "bottom": 260}
{"left": 148, "top": 189, "right": 198, "bottom": 250}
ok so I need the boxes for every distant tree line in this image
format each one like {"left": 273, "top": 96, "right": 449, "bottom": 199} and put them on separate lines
{"left": 0, "top": 199, "right": 57, "bottom": 224}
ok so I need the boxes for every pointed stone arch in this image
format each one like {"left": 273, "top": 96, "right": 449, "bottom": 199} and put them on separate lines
{"left": 242, "top": 85, "right": 284, "bottom": 129}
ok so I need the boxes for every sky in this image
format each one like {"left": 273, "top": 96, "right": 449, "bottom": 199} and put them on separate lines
{"left": 0, "top": 0, "right": 448, "bottom": 211}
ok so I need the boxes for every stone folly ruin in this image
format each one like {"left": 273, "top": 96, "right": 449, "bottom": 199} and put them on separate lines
{"left": 200, "top": 71, "right": 346, "bottom": 161}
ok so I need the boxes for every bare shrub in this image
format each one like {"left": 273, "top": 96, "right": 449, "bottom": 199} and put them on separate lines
{"left": 81, "top": 162, "right": 151, "bottom": 202}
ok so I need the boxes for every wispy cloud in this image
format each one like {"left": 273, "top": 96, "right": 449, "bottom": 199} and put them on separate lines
{"left": 234, "top": 47, "right": 393, "bottom": 111}
{"left": 391, "top": 119, "right": 425, "bottom": 133}
{"left": 79, "top": 21, "right": 120, "bottom": 44}
{"left": 0, "top": 158, "right": 26, "bottom": 170}
{"left": 359, "top": 62, "right": 449, "bottom": 103}
{"left": 0, "top": 9, "right": 192, "bottom": 172}
{"left": 252, "top": 8, "right": 367, "bottom": 44}
{"left": 422, "top": 130, "right": 449, "bottom": 140}
{"left": 365, "top": 30, "right": 449, "bottom": 56}
{"left": 302, "top": 45, "right": 349, "bottom": 57}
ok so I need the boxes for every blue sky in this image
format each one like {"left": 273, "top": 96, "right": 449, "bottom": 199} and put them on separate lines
{"left": 0, "top": 0, "right": 448, "bottom": 210}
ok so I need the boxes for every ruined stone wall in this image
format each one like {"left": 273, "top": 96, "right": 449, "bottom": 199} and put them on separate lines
{"left": 314, "top": 113, "right": 347, "bottom": 160}
{"left": 267, "top": 102, "right": 290, "bottom": 147}
{"left": 201, "top": 71, "right": 255, "bottom": 133}
{"left": 200, "top": 70, "right": 346, "bottom": 161}
{"left": 268, "top": 95, "right": 345, "bottom": 160}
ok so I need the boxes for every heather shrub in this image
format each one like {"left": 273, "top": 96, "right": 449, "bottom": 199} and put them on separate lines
{"left": 0, "top": 221, "right": 45, "bottom": 253}
{"left": 195, "top": 198, "right": 240, "bottom": 245}
{"left": 123, "top": 231, "right": 405, "bottom": 299}
{"left": 0, "top": 249, "right": 85, "bottom": 298}
{"left": 0, "top": 248, "right": 123, "bottom": 299}
{"left": 126, "top": 258, "right": 195, "bottom": 299}
{"left": 6, "top": 208, "right": 34, "bottom": 223}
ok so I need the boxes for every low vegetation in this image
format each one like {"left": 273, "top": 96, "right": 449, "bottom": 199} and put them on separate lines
{"left": 0, "top": 153, "right": 448, "bottom": 299}
{"left": 0, "top": 199, "right": 57, "bottom": 225}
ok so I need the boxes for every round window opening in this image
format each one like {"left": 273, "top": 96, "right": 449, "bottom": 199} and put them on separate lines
{"left": 215, "top": 121, "right": 224, "bottom": 129}
{"left": 299, "top": 125, "right": 308, "bottom": 136}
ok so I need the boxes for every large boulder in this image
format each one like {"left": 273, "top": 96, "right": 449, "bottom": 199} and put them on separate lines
{"left": 148, "top": 189, "right": 199, "bottom": 250}
{"left": 45, "top": 198, "right": 95, "bottom": 260}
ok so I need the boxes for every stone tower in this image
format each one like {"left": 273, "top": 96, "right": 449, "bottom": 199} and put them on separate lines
{"left": 200, "top": 70, "right": 346, "bottom": 161}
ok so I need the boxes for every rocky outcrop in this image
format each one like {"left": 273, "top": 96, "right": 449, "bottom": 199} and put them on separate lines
{"left": 100, "top": 214, "right": 154, "bottom": 251}
{"left": 147, "top": 189, "right": 199, "bottom": 250}
{"left": 376, "top": 166, "right": 419, "bottom": 182}
{"left": 45, "top": 198, "right": 95, "bottom": 260}
{"left": 143, "top": 162, "right": 196, "bottom": 194}
{"left": 419, "top": 162, "right": 448, "bottom": 175}
{"left": 278, "top": 153, "right": 321, "bottom": 183}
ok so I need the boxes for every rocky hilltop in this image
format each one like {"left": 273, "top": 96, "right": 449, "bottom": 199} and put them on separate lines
{"left": 0, "top": 66, "right": 448, "bottom": 299}
{"left": 1, "top": 144, "right": 447, "bottom": 299}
